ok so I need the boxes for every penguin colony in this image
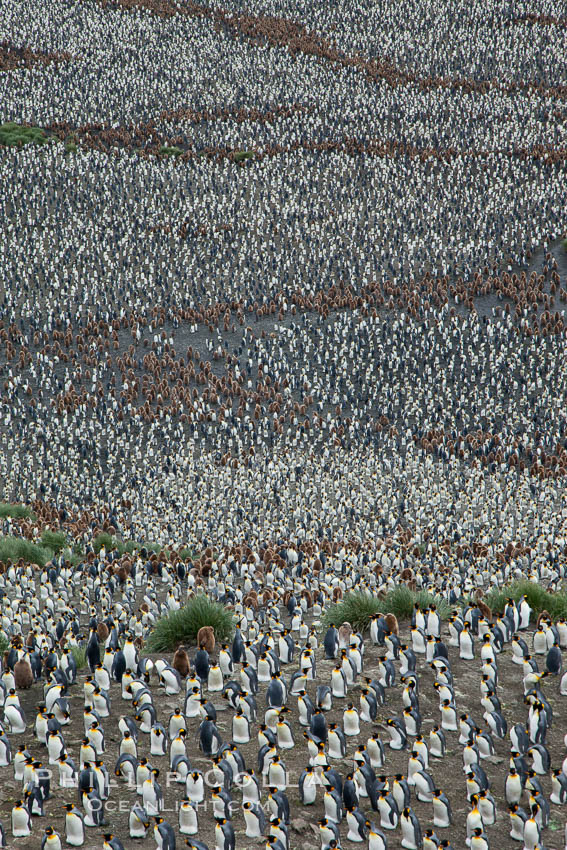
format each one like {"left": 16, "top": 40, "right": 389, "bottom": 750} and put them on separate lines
{"left": 2, "top": 551, "right": 567, "bottom": 849}
{"left": 0, "top": 0, "right": 566, "bottom": 539}
{"left": 1, "top": 0, "right": 567, "bottom": 846}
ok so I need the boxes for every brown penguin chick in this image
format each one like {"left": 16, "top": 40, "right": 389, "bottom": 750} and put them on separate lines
{"left": 243, "top": 594, "right": 259, "bottom": 611}
{"left": 338, "top": 622, "right": 353, "bottom": 646}
{"left": 14, "top": 658, "right": 33, "bottom": 689}
{"left": 476, "top": 599, "right": 492, "bottom": 622}
{"left": 200, "top": 560, "right": 212, "bottom": 578}
{"left": 97, "top": 622, "right": 109, "bottom": 643}
{"left": 301, "top": 589, "right": 313, "bottom": 608}
{"left": 537, "top": 609, "right": 551, "bottom": 627}
{"left": 172, "top": 646, "right": 190, "bottom": 678}
{"left": 196, "top": 626, "right": 215, "bottom": 655}
{"left": 384, "top": 612, "right": 399, "bottom": 636}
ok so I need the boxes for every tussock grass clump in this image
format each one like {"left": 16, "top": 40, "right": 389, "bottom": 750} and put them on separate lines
{"left": 379, "top": 585, "right": 415, "bottom": 620}
{"left": 0, "top": 633, "right": 9, "bottom": 656}
{"left": 147, "top": 594, "right": 234, "bottom": 651}
{"left": 562, "top": 237, "right": 567, "bottom": 251}
{"left": 0, "top": 536, "right": 52, "bottom": 567}
{"left": 321, "top": 591, "right": 384, "bottom": 633}
{"left": 68, "top": 552, "right": 84, "bottom": 566}
{"left": 93, "top": 532, "right": 114, "bottom": 554}
{"left": 233, "top": 150, "right": 254, "bottom": 162}
{"left": 0, "top": 503, "right": 34, "bottom": 519}
{"left": 0, "top": 122, "right": 48, "bottom": 147}
{"left": 41, "top": 529, "right": 67, "bottom": 553}
{"left": 179, "top": 547, "right": 194, "bottom": 561}
{"left": 159, "top": 145, "right": 183, "bottom": 156}
{"left": 71, "top": 646, "right": 87, "bottom": 669}
{"left": 485, "top": 580, "right": 567, "bottom": 621}
{"left": 385, "top": 586, "right": 452, "bottom": 620}
{"left": 322, "top": 587, "right": 452, "bottom": 632}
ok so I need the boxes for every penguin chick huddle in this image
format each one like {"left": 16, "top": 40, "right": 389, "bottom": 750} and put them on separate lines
{"left": 1, "top": 543, "right": 567, "bottom": 849}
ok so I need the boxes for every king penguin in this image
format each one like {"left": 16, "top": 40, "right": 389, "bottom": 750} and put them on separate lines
{"left": 432, "top": 788, "right": 452, "bottom": 827}
{"left": 215, "top": 819, "right": 236, "bottom": 850}
{"left": 400, "top": 806, "right": 422, "bottom": 850}
{"left": 11, "top": 800, "right": 32, "bottom": 838}
{"left": 242, "top": 801, "right": 266, "bottom": 838}
{"left": 153, "top": 818, "right": 176, "bottom": 850}
{"left": 63, "top": 804, "right": 85, "bottom": 847}
{"left": 345, "top": 806, "right": 367, "bottom": 842}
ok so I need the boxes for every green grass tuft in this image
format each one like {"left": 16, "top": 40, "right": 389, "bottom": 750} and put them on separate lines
{"left": 93, "top": 532, "right": 114, "bottom": 554}
{"left": 147, "top": 594, "right": 234, "bottom": 651}
{"left": 322, "top": 586, "right": 452, "bottom": 632}
{"left": 385, "top": 586, "right": 452, "bottom": 621}
{"left": 414, "top": 589, "right": 452, "bottom": 619}
{"left": 0, "top": 633, "right": 9, "bottom": 656}
{"left": 233, "top": 150, "right": 254, "bottom": 162}
{"left": 41, "top": 528, "right": 67, "bottom": 553}
{"left": 159, "top": 145, "right": 183, "bottom": 156}
{"left": 379, "top": 585, "right": 415, "bottom": 620}
{"left": 65, "top": 141, "right": 78, "bottom": 154}
{"left": 0, "top": 122, "right": 48, "bottom": 148}
{"left": 0, "top": 536, "right": 52, "bottom": 567}
{"left": 562, "top": 238, "right": 567, "bottom": 251}
{"left": 321, "top": 591, "right": 385, "bottom": 633}
{"left": 67, "top": 552, "right": 84, "bottom": 567}
{"left": 179, "top": 547, "right": 194, "bottom": 561}
{"left": 0, "top": 503, "right": 34, "bottom": 519}
{"left": 484, "top": 580, "right": 567, "bottom": 621}
{"left": 71, "top": 646, "right": 87, "bottom": 669}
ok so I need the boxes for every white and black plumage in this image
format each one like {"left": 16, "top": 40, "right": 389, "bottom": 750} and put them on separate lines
{"left": 129, "top": 804, "right": 150, "bottom": 839}
{"left": 153, "top": 818, "right": 176, "bottom": 850}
